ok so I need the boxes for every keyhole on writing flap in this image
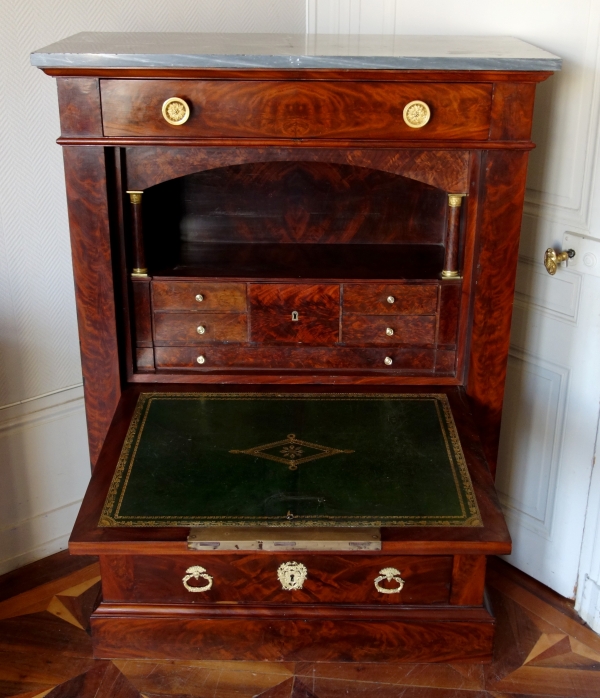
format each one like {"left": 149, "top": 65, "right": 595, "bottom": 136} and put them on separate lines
{"left": 291, "top": 311, "right": 299, "bottom": 321}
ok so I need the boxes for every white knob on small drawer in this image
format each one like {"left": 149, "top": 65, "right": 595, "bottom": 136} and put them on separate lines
{"left": 197, "top": 325, "right": 206, "bottom": 335}
{"left": 386, "top": 328, "right": 394, "bottom": 336}
{"left": 384, "top": 356, "right": 393, "bottom": 366}
{"left": 387, "top": 296, "right": 395, "bottom": 304}
{"left": 197, "top": 355, "right": 205, "bottom": 364}
{"left": 195, "top": 294, "right": 204, "bottom": 302}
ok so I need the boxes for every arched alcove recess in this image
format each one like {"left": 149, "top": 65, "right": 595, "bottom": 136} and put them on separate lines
{"left": 125, "top": 147, "right": 469, "bottom": 193}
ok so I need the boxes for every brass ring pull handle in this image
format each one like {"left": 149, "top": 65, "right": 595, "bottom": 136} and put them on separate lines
{"left": 403, "top": 100, "right": 431, "bottom": 128}
{"left": 162, "top": 97, "right": 190, "bottom": 126}
{"left": 182, "top": 565, "right": 213, "bottom": 592}
{"left": 544, "top": 247, "right": 575, "bottom": 275}
{"left": 374, "top": 567, "right": 405, "bottom": 594}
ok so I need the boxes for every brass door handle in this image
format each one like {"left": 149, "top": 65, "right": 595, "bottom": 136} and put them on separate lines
{"left": 544, "top": 248, "right": 575, "bottom": 275}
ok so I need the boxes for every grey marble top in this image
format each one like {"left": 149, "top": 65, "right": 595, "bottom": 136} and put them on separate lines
{"left": 30, "top": 33, "right": 561, "bottom": 71}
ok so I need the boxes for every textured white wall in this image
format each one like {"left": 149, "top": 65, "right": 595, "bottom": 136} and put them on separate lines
{"left": 0, "top": 0, "right": 305, "bottom": 574}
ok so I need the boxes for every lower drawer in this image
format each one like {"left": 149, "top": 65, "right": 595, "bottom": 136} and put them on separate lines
{"left": 101, "top": 554, "right": 453, "bottom": 605}
{"left": 154, "top": 346, "right": 435, "bottom": 371}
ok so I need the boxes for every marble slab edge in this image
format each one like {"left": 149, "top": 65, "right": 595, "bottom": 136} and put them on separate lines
{"left": 30, "top": 52, "right": 562, "bottom": 71}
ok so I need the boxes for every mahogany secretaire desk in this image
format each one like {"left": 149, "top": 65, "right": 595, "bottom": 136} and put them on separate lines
{"left": 31, "top": 34, "right": 561, "bottom": 663}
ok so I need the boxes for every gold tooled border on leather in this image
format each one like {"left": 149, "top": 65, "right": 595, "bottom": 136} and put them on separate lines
{"left": 99, "top": 392, "right": 483, "bottom": 528}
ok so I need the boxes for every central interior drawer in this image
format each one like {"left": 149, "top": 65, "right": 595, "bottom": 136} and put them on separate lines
{"left": 101, "top": 554, "right": 453, "bottom": 605}
{"left": 249, "top": 283, "right": 340, "bottom": 345}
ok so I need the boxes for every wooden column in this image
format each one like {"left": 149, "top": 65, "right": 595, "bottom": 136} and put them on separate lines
{"left": 442, "top": 194, "right": 466, "bottom": 278}
{"left": 126, "top": 190, "right": 147, "bottom": 277}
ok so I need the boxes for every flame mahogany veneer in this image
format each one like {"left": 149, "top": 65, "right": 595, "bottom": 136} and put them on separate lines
{"left": 40, "top": 45, "right": 555, "bottom": 663}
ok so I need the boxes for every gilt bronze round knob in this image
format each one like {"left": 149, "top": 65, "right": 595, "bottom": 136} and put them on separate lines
{"left": 195, "top": 294, "right": 204, "bottom": 302}
{"left": 197, "top": 355, "right": 205, "bottom": 364}
{"left": 386, "top": 327, "right": 394, "bottom": 336}
{"left": 384, "top": 356, "right": 393, "bottom": 366}
{"left": 387, "top": 296, "right": 395, "bottom": 304}
{"left": 162, "top": 97, "right": 190, "bottom": 126}
{"left": 197, "top": 325, "right": 206, "bottom": 335}
{"left": 402, "top": 100, "right": 431, "bottom": 128}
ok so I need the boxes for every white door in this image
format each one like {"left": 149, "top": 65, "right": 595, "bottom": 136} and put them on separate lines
{"left": 306, "top": 0, "right": 600, "bottom": 612}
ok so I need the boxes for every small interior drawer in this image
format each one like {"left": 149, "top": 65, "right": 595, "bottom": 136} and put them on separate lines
{"left": 154, "top": 345, "right": 435, "bottom": 371}
{"left": 343, "top": 314, "right": 436, "bottom": 345}
{"left": 152, "top": 281, "right": 246, "bottom": 312}
{"left": 153, "top": 312, "right": 247, "bottom": 344}
{"left": 101, "top": 554, "right": 453, "bottom": 605}
{"left": 100, "top": 79, "right": 492, "bottom": 140}
{"left": 343, "top": 284, "right": 438, "bottom": 315}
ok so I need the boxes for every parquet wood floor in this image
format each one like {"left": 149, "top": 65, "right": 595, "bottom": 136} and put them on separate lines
{"left": 0, "top": 553, "right": 598, "bottom": 697}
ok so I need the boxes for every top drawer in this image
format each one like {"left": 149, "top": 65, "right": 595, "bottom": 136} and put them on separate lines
{"left": 101, "top": 80, "right": 493, "bottom": 140}
{"left": 153, "top": 281, "right": 246, "bottom": 312}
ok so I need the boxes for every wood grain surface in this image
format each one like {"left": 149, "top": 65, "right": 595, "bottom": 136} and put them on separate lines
{"left": 91, "top": 606, "right": 495, "bottom": 662}
{"left": 467, "top": 150, "right": 531, "bottom": 476}
{"left": 63, "top": 147, "right": 121, "bottom": 467}
{"left": 489, "top": 82, "right": 537, "bottom": 141}
{"left": 450, "top": 555, "right": 487, "bottom": 605}
{"left": 131, "top": 279, "right": 152, "bottom": 346}
{"left": 57, "top": 77, "right": 103, "bottom": 138}
{"left": 154, "top": 312, "right": 248, "bottom": 344}
{"left": 437, "top": 282, "right": 461, "bottom": 347}
{"left": 343, "top": 284, "right": 438, "bottom": 315}
{"left": 126, "top": 147, "right": 470, "bottom": 193}
{"left": 101, "top": 80, "right": 493, "bottom": 141}
{"left": 152, "top": 281, "right": 246, "bottom": 312}
{"left": 164, "top": 161, "right": 446, "bottom": 246}
{"left": 154, "top": 346, "right": 435, "bottom": 371}
{"left": 342, "top": 315, "right": 436, "bottom": 346}
{"left": 100, "top": 554, "right": 453, "bottom": 605}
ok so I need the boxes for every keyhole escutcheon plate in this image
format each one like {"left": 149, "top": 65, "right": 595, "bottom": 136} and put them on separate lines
{"left": 277, "top": 561, "right": 308, "bottom": 590}
{"left": 291, "top": 310, "right": 299, "bottom": 321}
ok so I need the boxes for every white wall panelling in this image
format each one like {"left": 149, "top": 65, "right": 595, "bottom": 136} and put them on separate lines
{"left": 0, "top": 386, "right": 88, "bottom": 575}
{"left": 0, "top": 0, "right": 305, "bottom": 572}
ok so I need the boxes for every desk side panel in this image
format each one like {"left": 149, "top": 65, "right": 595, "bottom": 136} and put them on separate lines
{"left": 63, "top": 146, "right": 121, "bottom": 466}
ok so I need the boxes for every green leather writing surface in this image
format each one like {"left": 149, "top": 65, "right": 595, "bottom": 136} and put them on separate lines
{"left": 100, "top": 393, "right": 482, "bottom": 527}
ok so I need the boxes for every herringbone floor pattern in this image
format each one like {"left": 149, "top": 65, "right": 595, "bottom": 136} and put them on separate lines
{"left": 0, "top": 554, "right": 598, "bottom": 697}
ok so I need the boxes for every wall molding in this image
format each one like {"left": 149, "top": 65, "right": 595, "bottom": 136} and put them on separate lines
{"left": 0, "top": 385, "right": 89, "bottom": 573}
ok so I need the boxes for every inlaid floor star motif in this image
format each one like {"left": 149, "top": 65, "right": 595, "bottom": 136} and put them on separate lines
{"left": 230, "top": 433, "right": 354, "bottom": 470}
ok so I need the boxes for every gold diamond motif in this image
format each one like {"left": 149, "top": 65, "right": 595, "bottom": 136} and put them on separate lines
{"left": 230, "top": 433, "right": 354, "bottom": 471}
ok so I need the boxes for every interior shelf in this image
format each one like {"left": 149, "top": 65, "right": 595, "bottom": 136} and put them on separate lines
{"left": 153, "top": 242, "right": 446, "bottom": 281}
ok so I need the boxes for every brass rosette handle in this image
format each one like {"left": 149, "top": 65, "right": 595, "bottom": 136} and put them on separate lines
{"left": 544, "top": 247, "right": 575, "bottom": 275}
{"left": 182, "top": 565, "right": 213, "bottom": 592}
{"left": 374, "top": 567, "right": 405, "bottom": 594}
{"left": 402, "top": 100, "right": 431, "bottom": 128}
{"left": 162, "top": 97, "right": 190, "bottom": 126}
